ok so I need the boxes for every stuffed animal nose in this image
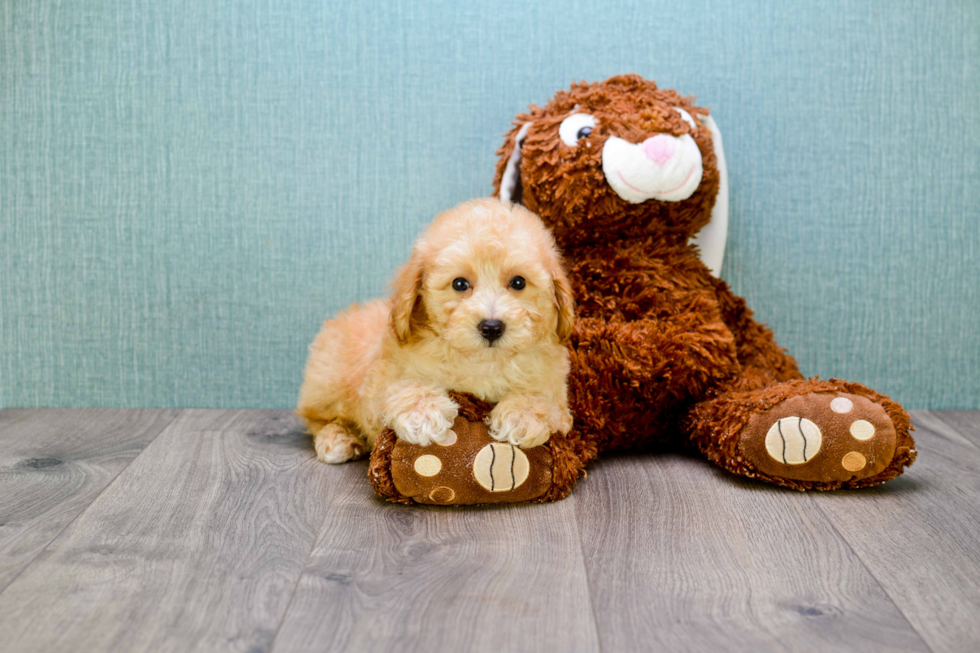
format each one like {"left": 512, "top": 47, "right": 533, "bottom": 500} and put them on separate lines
{"left": 478, "top": 319, "right": 505, "bottom": 343}
{"left": 642, "top": 134, "right": 676, "bottom": 166}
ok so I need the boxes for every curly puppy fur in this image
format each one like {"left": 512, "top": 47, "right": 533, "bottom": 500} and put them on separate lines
{"left": 297, "top": 198, "right": 574, "bottom": 463}
{"left": 485, "top": 74, "right": 914, "bottom": 492}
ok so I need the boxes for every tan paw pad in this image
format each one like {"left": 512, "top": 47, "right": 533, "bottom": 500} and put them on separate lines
{"left": 437, "top": 430, "right": 458, "bottom": 446}
{"left": 765, "top": 417, "right": 822, "bottom": 465}
{"left": 842, "top": 451, "right": 867, "bottom": 472}
{"left": 428, "top": 486, "right": 456, "bottom": 503}
{"left": 413, "top": 454, "right": 442, "bottom": 477}
{"left": 474, "top": 443, "right": 529, "bottom": 492}
{"left": 849, "top": 419, "right": 875, "bottom": 441}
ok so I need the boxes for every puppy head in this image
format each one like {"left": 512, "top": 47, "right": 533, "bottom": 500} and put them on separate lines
{"left": 390, "top": 198, "right": 574, "bottom": 356}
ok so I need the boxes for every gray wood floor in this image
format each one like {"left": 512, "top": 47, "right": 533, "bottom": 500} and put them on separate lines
{"left": 1, "top": 409, "right": 978, "bottom": 653}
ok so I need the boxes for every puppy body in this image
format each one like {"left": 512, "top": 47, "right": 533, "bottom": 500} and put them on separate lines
{"left": 298, "top": 198, "right": 574, "bottom": 464}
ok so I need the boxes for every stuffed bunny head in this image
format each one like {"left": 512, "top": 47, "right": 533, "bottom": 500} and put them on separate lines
{"left": 493, "top": 74, "right": 722, "bottom": 248}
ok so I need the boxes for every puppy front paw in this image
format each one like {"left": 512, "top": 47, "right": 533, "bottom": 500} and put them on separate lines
{"left": 384, "top": 386, "right": 458, "bottom": 447}
{"left": 488, "top": 395, "right": 570, "bottom": 449}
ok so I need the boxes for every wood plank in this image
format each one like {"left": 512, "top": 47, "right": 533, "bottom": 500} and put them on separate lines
{"left": 927, "top": 410, "right": 980, "bottom": 449}
{"left": 576, "top": 452, "right": 929, "bottom": 653}
{"left": 0, "top": 408, "right": 178, "bottom": 591}
{"left": 812, "top": 410, "right": 980, "bottom": 652}
{"left": 0, "top": 409, "right": 333, "bottom": 653}
{"left": 270, "top": 471, "right": 599, "bottom": 652}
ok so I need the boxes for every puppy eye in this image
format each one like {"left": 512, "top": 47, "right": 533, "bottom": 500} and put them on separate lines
{"left": 559, "top": 113, "right": 596, "bottom": 146}
{"left": 452, "top": 277, "right": 470, "bottom": 292}
{"left": 509, "top": 276, "right": 526, "bottom": 291}
{"left": 676, "top": 108, "right": 697, "bottom": 131}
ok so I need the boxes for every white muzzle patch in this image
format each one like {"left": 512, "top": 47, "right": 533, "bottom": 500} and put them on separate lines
{"left": 602, "top": 134, "right": 703, "bottom": 204}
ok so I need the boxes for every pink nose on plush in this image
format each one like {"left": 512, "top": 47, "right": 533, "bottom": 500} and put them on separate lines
{"left": 642, "top": 135, "right": 676, "bottom": 166}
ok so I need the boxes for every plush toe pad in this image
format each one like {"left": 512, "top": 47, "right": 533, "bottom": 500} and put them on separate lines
{"left": 741, "top": 392, "right": 897, "bottom": 483}
{"left": 389, "top": 414, "right": 552, "bottom": 505}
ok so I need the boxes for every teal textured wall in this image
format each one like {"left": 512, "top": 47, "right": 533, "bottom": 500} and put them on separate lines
{"left": 2, "top": 0, "right": 978, "bottom": 409}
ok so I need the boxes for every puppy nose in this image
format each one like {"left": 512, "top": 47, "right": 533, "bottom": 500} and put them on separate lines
{"left": 642, "top": 134, "right": 676, "bottom": 166}
{"left": 478, "top": 319, "right": 505, "bottom": 343}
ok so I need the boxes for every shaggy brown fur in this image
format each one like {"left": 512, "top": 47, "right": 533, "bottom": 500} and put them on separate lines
{"left": 370, "top": 74, "right": 915, "bottom": 503}
{"left": 492, "top": 74, "right": 914, "bottom": 492}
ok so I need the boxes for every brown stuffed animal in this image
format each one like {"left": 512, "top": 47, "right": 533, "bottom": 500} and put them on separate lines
{"left": 370, "top": 74, "right": 916, "bottom": 504}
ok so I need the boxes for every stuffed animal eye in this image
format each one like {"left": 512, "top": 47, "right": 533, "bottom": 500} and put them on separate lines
{"left": 559, "top": 113, "right": 596, "bottom": 146}
{"left": 452, "top": 277, "right": 470, "bottom": 292}
{"left": 676, "top": 108, "right": 697, "bottom": 131}
{"left": 509, "top": 276, "right": 526, "bottom": 290}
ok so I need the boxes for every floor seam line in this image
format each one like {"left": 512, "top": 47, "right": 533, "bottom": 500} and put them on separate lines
{"left": 807, "top": 493, "right": 937, "bottom": 653}
{"left": 573, "top": 491, "right": 605, "bottom": 653}
{"left": 0, "top": 409, "right": 183, "bottom": 596}
{"left": 267, "top": 481, "right": 334, "bottom": 653}
{"left": 919, "top": 410, "right": 980, "bottom": 453}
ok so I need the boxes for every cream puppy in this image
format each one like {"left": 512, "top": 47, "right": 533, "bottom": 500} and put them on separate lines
{"left": 297, "top": 198, "right": 575, "bottom": 463}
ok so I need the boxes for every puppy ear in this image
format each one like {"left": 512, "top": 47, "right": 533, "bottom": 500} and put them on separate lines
{"left": 390, "top": 251, "right": 427, "bottom": 344}
{"left": 493, "top": 122, "right": 532, "bottom": 205}
{"left": 552, "top": 266, "right": 575, "bottom": 345}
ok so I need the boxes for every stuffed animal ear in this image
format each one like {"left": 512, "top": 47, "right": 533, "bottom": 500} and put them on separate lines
{"left": 552, "top": 267, "right": 575, "bottom": 345}
{"left": 389, "top": 251, "right": 427, "bottom": 344}
{"left": 688, "top": 114, "right": 729, "bottom": 278}
{"left": 495, "top": 122, "right": 532, "bottom": 205}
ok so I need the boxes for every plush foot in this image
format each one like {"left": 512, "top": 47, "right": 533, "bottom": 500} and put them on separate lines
{"left": 740, "top": 392, "right": 900, "bottom": 484}
{"left": 314, "top": 422, "right": 367, "bottom": 464}
{"left": 384, "top": 399, "right": 556, "bottom": 505}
